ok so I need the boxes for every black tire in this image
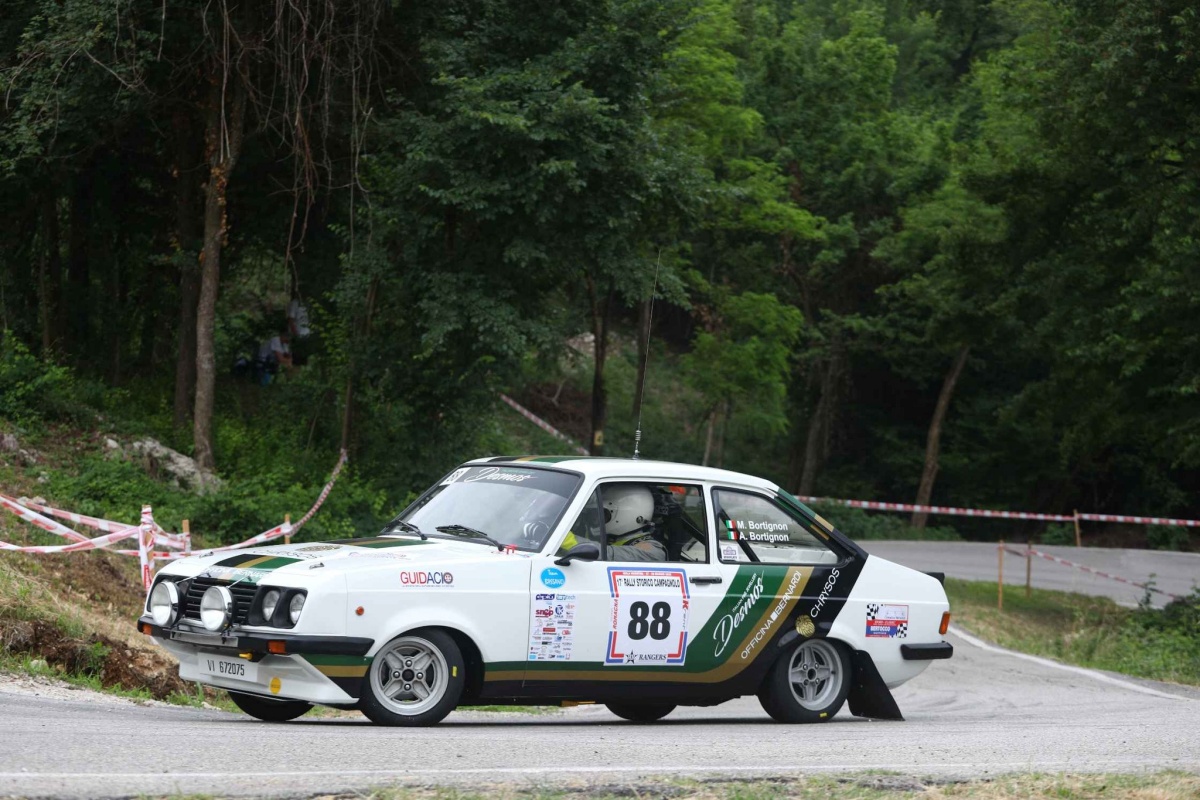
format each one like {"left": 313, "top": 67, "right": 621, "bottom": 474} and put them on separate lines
{"left": 605, "top": 703, "right": 676, "bottom": 722}
{"left": 359, "top": 629, "right": 466, "bottom": 727}
{"left": 227, "top": 690, "right": 313, "bottom": 722}
{"left": 758, "top": 637, "right": 851, "bottom": 723}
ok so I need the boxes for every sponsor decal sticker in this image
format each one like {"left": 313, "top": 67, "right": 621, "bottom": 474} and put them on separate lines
{"left": 809, "top": 568, "right": 840, "bottom": 619}
{"left": 711, "top": 571, "right": 765, "bottom": 658}
{"left": 529, "top": 593, "right": 577, "bottom": 661}
{"left": 720, "top": 543, "right": 741, "bottom": 562}
{"left": 441, "top": 467, "right": 470, "bottom": 485}
{"left": 296, "top": 544, "right": 341, "bottom": 552}
{"left": 399, "top": 570, "right": 454, "bottom": 587}
{"left": 464, "top": 466, "right": 534, "bottom": 484}
{"left": 865, "top": 603, "right": 909, "bottom": 638}
{"left": 796, "top": 616, "right": 815, "bottom": 637}
{"left": 541, "top": 568, "right": 566, "bottom": 588}
{"left": 605, "top": 568, "right": 690, "bottom": 666}
{"left": 741, "top": 568, "right": 805, "bottom": 661}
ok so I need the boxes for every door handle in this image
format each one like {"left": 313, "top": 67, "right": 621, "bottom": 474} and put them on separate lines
{"left": 690, "top": 575, "right": 723, "bottom": 585}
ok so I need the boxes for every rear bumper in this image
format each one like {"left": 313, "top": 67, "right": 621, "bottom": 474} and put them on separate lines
{"left": 900, "top": 642, "right": 954, "bottom": 660}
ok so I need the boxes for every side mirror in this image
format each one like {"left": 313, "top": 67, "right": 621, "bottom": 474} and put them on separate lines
{"left": 554, "top": 540, "right": 601, "bottom": 566}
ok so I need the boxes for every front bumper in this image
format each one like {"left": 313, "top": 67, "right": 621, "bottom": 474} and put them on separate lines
{"left": 138, "top": 617, "right": 373, "bottom": 704}
{"left": 137, "top": 617, "right": 372, "bottom": 656}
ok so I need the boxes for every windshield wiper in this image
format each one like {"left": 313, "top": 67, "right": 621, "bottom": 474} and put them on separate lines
{"left": 435, "top": 524, "right": 504, "bottom": 551}
{"left": 382, "top": 520, "right": 428, "bottom": 540}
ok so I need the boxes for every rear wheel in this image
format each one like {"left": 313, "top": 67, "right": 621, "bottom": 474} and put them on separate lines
{"left": 227, "top": 690, "right": 313, "bottom": 722}
{"left": 758, "top": 638, "right": 850, "bottom": 723}
{"left": 359, "top": 630, "right": 466, "bottom": 727}
{"left": 605, "top": 703, "right": 675, "bottom": 722}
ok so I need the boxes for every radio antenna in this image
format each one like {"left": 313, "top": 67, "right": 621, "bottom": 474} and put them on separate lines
{"left": 632, "top": 252, "right": 661, "bottom": 461}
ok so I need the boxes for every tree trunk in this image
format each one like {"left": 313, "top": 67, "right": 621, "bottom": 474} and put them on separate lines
{"left": 340, "top": 276, "right": 378, "bottom": 455}
{"left": 586, "top": 276, "right": 613, "bottom": 456}
{"left": 714, "top": 397, "right": 732, "bottom": 468}
{"left": 66, "top": 167, "right": 93, "bottom": 363}
{"left": 38, "top": 192, "right": 62, "bottom": 356}
{"left": 702, "top": 407, "right": 716, "bottom": 466}
{"left": 912, "top": 345, "right": 970, "bottom": 529}
{"left": 797, "top": 350, "right": 843, "bottom": 496}
{"left": 193, "top": 80, "right": 246, "bottom": 471}
{"left": 172, "top": 112, "right": 203, "bottom": 429}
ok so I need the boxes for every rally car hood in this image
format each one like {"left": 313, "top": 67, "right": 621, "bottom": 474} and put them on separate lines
{"left": 163, "top": 535, "right": 534, "bottom": 580}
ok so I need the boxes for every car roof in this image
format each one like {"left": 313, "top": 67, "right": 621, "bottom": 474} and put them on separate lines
{"left": 465, "top": 455, "right": 780, "bottom": 492}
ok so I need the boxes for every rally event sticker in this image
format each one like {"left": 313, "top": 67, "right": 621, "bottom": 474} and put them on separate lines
{"left": 605, "top": 567, "right": 690, "bottom": 666}
{"left": 865, "top": 603, "right": 908, "bottom": 638}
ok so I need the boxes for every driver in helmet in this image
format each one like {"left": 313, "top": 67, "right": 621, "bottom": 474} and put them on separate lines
{"left": 560, "top": 484, "right": 666, "bottom": 562}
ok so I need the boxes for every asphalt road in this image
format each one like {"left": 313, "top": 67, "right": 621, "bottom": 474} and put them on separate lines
{"left": 1, "top": 628, "right": 1197, "bottom": 798}
{"left": 862, "top": 541, "right": 1200, "bottom": 607}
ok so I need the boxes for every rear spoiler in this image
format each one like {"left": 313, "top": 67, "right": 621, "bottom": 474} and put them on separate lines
{"left": 924, "top": 571, "right": 945, "bottom": 585}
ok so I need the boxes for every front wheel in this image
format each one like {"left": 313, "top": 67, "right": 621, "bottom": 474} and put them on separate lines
{"left": 359, "top": 630, "right": 465, "bottom": 727}
{"left": 227, "top": 690, "right": 313, "bottom": 722}
{"left": 605, "top": 703, "right": 675, "bottom": 722}
{"left": 758, "top": 637, "right": 851, "bottom": 723}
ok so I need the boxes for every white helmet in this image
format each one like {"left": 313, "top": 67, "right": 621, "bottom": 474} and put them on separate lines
{"left": 602, "top": 485, "right": 654, "bottom": 537}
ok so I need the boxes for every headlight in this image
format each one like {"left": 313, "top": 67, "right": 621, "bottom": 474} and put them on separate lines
{"left": 261, "top": 589, "right": 280, "bottom": 621}
{"left": 200, "top": 586, "right": 233, "bottom": 632}
{"left": 288, "top": 593, "right": 306, "bottom": 625}
{"left": 148, "top": 581, "right": 179, "bottom": 627}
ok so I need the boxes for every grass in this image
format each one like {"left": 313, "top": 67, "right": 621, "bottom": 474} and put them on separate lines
{"left": 946, "top": 579, "right": 1200, "bottom": 686}
{"left": 313, "top": 772, "right": 1200, "bottom": 799}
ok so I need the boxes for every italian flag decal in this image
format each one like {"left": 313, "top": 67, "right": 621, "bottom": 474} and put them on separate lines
{"left": 724, "top": 519, "right": 740, "bottom": 540}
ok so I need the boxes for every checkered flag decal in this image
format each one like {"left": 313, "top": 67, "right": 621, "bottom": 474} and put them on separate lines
{"left": 895, "top": 622, "right": 908, "bottom": 638}
{"left": 866, "top": 602, "right": 881, "bottom": 620}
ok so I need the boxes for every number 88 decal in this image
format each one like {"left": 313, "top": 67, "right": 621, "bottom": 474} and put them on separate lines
{"left": 627, "top": 601, "right": 672, "bottom": 640}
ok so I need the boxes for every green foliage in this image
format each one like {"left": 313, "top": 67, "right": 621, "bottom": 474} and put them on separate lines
{"left": 0, "top": 336, "right": 82, "bottom": 427}
{"left": 1147, "top": 526, "right": 1192, "bottom": 553}
{"left": 810, "top": 502, "right": 961, "bottom": 541}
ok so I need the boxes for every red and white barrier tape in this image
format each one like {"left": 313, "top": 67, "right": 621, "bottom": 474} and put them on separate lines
{"left": 799, "top": 495, "right": 1200, "bottom": 528}
{"left": 498, "top": 394, "right": 589, "bottom": 456}
{"left": 0, "top": 526, "right": 138, "bottom": 554}
{"left": 2, "top": 494, "right": 190, "bottom": 549}
{"left": 1077, "top": 512, "right": 1200, "bottom": 528}
{"left": 797, "top": 496, "right": 1074, "bottom": 522}
{"left": 1, "top": 449, "right": 347, "bottom": 567}
{"left": 0, "top": 495, "right": 95, "bottom": 543}
{"left": 289, "top": 450, "right": 348, "bottom": 532}
{"left": 155, "top": 449, "right": 348, "bottom": 558}
{"left": 1002, "top": 545, "right": 1182, "bottom": 600}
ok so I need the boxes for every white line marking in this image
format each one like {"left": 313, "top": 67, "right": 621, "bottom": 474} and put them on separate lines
{"left": 0, "top": 760, "right": 1194, "bottom": 781}
{"left": 949, "top": 625, "right": 1190, "bottom": 701}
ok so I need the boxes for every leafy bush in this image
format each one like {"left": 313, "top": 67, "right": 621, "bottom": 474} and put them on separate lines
{"left": 0, "top": 337, "right": 82, "bottom": 427}
{"left": 1039, "top": 523, "right": 1076, "bottom": 546}
{"left": 1147, "top": 524, "right": 1192, "bottom": 552}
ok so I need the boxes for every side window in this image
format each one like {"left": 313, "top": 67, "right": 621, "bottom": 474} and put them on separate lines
{"left": 558, "top": 483, "right": 709, "bottom": 563}
{"left": 712, "top": 489, "right": 838, "bottom": 565}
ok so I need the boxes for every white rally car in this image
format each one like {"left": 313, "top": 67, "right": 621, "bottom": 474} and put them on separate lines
{"left": 138, "top": 457, "right": 952, "bottom": 726}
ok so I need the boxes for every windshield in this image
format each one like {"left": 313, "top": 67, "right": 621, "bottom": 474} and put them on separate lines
{"left": 391, "top": 465, "right": 582, "bottom": 552}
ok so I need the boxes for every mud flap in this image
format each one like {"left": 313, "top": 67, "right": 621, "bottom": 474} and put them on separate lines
{"left": 847, "top": 650, "right": 903, "bottom": 721}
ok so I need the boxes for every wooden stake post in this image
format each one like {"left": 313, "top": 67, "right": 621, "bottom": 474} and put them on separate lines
{"left": 284, "top": 513, "right": 292, "bottom": 546}
{"left": 998, "top": 538, "right": 1004, "bottom": 611}
{"left": 1025, "top": 541, "right": 1032, "bottom": 598}
{"left": 1073, "top": 509, "right": 1082, "bottom": 547}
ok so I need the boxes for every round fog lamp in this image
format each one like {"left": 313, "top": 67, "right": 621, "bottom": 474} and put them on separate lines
{"left": 149, "top": 581, "right": 179, "bottom": 627}
{"left": 288, "top": 593, "right": 306, "bottom": 625}
{"left": 200, "top": 586, "right": 234, "bottom": 632}
{"left": 261, "top": 589, "right": 280, "bottom": 621}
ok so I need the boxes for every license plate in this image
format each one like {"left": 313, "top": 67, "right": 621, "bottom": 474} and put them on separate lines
{"left": 200, "top": 655, "right": 258, "bottom": 683}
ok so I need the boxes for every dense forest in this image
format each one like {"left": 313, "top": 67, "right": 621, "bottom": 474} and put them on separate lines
{"left": 1, "top": 0, "right": 1197, "bottom": 544}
